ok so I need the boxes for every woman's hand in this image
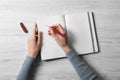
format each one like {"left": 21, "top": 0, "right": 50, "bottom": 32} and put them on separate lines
{"left": 48, "top": 24, "right": 71, "bottom": 53}
{"left": 27, "top": 23, "right": 42, "bottom": 58}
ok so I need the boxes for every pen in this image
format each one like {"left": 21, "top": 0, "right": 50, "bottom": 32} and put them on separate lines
{"left": 20, "top": 22, "right": 28, "bottom": 33}
{"left": 47, "top": 25, "right": 66, "bottom": 39}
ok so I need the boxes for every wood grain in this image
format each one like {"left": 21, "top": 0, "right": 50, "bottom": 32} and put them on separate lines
{"left": 0, "top": 0, "right": 120, "bottom": 80}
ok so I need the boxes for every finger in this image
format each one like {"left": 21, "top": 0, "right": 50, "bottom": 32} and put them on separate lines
{"left": 48, "top": 30, "right": 51, "bottom": 35}
{"left": 57, "top": 24, "right": 65, "bottom": 34}
{"left": 48, "top": 27, "right": 52, "bottom": 35}
{"left": 32, "top": 23, "right": 37, "bottom": 35}
{"left": 50, "top": 24, "right": 58, "bottom": 28}
{"left": 49, "top": 28, "right": 56, "bottom": 37}
{"left": 50, "top": 24, "right": 65, "bottom": 34}
{"left": 37, "top": 31, "right": 42, "bottom": 45}
{"left": 50, "top": 24, "right": 63, "bottom": 29}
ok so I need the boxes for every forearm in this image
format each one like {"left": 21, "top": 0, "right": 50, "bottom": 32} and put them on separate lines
{"left": 16, "top": 56, "right": 34, "bottom": 80}
{"left": 66, "top": 49, "right": 100, "bottom": 80}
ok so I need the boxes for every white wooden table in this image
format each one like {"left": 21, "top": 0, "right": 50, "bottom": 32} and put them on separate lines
{"left": 0, "top": 0, "right": 120, "bottom": 80}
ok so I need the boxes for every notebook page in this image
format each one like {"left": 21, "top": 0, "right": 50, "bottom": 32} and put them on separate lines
{"left": 65, "top": 13, "right": 94, "bottom": 54}
{"left": 37, "top": 15, "right": 66, "bottom": 60}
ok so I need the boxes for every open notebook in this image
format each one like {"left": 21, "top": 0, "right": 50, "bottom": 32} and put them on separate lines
{"left": 37, "top": 12, "right": 98, "bottom": 60}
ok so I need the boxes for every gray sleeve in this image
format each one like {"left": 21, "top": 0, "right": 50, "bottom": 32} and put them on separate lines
{"left": 66, "top": 49, "right": 100, "bottom": 80}
{"left": 16, "top": 56, "right": 34, "bottom": 80}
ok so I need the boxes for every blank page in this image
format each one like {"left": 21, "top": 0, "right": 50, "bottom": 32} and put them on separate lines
{"left": 37, "top": 15, "right": 66, "bottom": 60}
{"left": 65, "top": 13, "right": 94, "bottom": 54}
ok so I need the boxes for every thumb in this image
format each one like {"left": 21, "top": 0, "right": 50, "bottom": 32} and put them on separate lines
{"left": 37, "top": 31, "right": 42, "bottom": 45}
{"left": 32, "top": 23, "right": 37, "bottom": 36}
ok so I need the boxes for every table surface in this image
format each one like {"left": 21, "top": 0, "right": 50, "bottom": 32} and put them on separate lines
{"left": 0, "top": 0, "right": 120, "bottom": 80}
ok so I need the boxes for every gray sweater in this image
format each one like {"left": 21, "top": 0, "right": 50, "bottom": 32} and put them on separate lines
{"left": 17, "top": 49, "right": 101, "bottom": 80}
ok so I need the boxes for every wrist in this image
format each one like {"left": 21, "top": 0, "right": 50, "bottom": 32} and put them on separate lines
{"left": 28, "top": 52, "right": 37, "bottom": 58}
{"left": 62, "top": 45, "right": 71, "bottom": 54}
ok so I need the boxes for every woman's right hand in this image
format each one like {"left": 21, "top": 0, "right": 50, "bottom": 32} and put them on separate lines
{"left": 48, "top": 24, "right": 71, "bottom": 53}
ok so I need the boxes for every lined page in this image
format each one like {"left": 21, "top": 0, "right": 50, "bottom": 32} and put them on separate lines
{"left": 37, "top": 15, "right": 66, "bottom": 60}
{"left": 65, "top": 13, "right": 94, "bottom": 54}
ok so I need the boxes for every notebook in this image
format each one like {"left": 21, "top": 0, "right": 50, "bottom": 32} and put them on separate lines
{"left": 37, "top": 12, "right": 98, "bottom": 60}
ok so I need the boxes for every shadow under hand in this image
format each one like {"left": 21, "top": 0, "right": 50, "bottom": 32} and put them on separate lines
{"left": 27, "top": 50, "right": 41, "bottom": 80}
